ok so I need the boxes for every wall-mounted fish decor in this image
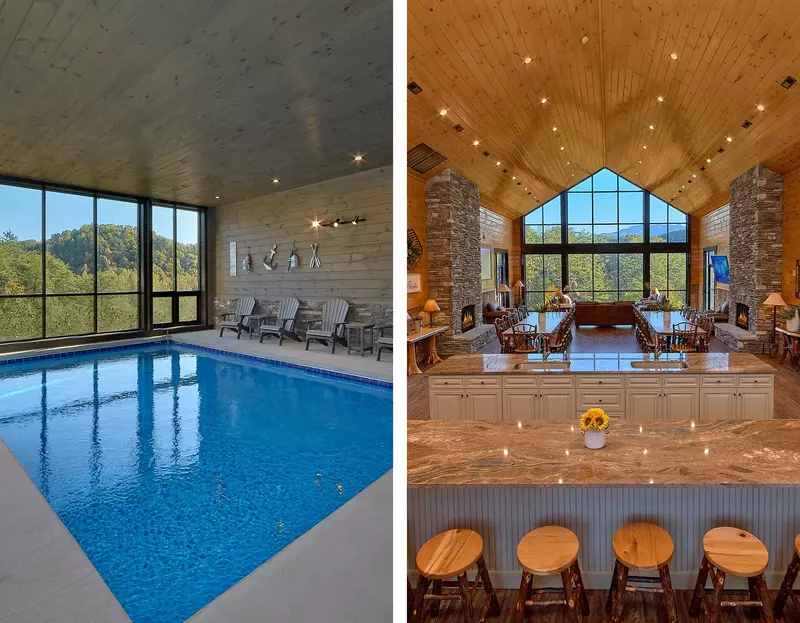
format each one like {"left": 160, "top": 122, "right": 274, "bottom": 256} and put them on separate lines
{"left": 309, "top": 243, "right": 321, "bottom": 268}
{"left": 263, "top": 244, "right": 277, "bottom": 271}
{"left": 287, "top": 244, "right": 299, "bottom": 271}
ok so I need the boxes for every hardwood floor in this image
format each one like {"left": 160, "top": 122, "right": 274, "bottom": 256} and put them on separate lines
{"left": 422, "top": 587, "right": 793, "bottom": 623}
{"left": 408, "top": 325, "right": 800, "bottom": 420}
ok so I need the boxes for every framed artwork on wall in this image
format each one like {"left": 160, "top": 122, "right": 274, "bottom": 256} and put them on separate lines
{"left": 407, "top": 273, "right": 422, "bottom": 293}
{"left": 796, "top": 260, "right": 800, "bottom": 298}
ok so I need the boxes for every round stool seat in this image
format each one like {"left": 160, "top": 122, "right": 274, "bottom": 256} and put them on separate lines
{"left": 517, "top": 526, "right": 579, "bottom": 575}
{"left": 703, "top": 527, "right": 768, "bottom": 577}
{"left": 416, "top": 528, "right": 483, "bottom": 580}
{"left": 612, "top": 522, "right": 674, "bottom": 571}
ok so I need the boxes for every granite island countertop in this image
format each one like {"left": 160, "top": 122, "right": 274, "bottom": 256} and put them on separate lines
{"left": 425, "top": 352, "right": 773, "bottom": 375}
{"left": 407, "top": 419, "right": 800, "bottom": 487}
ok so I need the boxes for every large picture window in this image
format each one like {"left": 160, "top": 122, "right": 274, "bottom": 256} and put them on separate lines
{"left": 0, "top": 178, "right": 205, "bottom": 344}
{"left": 522, "top": 168, "right": 689, "bottom": 306}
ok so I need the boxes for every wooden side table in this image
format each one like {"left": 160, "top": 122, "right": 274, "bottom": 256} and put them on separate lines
{"left": 345, "top": 323, "right": 375, "bottom": 356}
{"left": 407, "top": 325, "right": 448, "bottom": 375}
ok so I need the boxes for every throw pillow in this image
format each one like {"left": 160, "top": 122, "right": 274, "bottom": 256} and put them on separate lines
{"left": 486, "top": 302, "right": 497, "bottom": 311}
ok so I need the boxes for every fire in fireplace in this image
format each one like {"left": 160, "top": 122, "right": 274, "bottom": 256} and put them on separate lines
{"left": 736, "top": 303, "right": 749, "bottom": 330}
{"left": 461, "top": 305, "right": 476, "bottom": 332}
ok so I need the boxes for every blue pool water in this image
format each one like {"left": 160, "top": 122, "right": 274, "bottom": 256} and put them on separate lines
{"left": 0, "top": 345, "right": 392, "bottom": 622}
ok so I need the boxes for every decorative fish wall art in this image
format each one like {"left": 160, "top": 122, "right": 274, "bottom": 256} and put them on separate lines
{"left": 288, "top": 244, "right": 299, "bottom": 271}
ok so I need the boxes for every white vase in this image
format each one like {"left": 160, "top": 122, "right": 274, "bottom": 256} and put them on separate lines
{"left": 788, "top": 315, "right": 800, "bottom": 333}
{"left": 584, "top": 430, "right": 606, "bottom": 450}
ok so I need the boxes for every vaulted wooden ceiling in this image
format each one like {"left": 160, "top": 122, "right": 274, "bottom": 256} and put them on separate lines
{"left": 0, "top": 0, "right": 391, "bottom": 207}
{"left": 408, "top": 0, "right": 800, "bottom": 218}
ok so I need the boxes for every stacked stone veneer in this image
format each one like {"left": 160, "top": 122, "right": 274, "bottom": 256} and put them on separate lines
{"left": 426, "top": 169, "right": 492, "bottom": 356}
{"left": 717, "top": 165, "right": 783, "bottom": 352}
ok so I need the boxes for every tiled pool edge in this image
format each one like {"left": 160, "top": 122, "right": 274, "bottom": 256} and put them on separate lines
{"left": 0, "top": 336, "right": 393, "bottom": 389}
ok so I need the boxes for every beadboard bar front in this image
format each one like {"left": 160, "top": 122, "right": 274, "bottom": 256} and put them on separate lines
{"left": 408, "top": 486, "right": 800, "bottom": 590}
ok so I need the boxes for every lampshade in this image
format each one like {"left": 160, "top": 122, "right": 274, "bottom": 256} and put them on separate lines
{"left": 764, "top": 292, "right": 787, "bottom": 307}
{"left": 651, "top": 287, "right": 660, "bottom": 295}
{"left": 406, "top": 312, "right": 412, "bottom": 320}
{"left": 514, "top": 280, "right": 525, "bottom": 288}
{"left": 499, "top": 283, "right": 511, "bottom": 293}
{"left": 423, "top": 298, "right": 441, "bottom": 312}
{"left": 554, "top": 288, "right": 563, "bottom": 297}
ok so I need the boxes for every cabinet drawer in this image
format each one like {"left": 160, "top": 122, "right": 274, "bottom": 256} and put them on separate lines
{"left": 431, "top": 377, "right": 463, "bottom": 388}
{"left": 577, "top": 390, "right": 625, "bottom": 410}
{"left": 627, "top": 375, "right": 662, "bottom": 387}
{"left": 663, "top": 374, "right": 699, "bottom": 387}
{"left": 577, "top": 375, "right": 624, "bottom": 388}
{"left": 466, "top": 377, "right": 500, "bottom": 388}
{"left": 701, "top": 375, "right": 736, "bottom": 387}
{"left": 503, "top": 376, "right": 538, "bottom": 388}
{"left": 738, "top": 375, "right": 773, "bottom": 387}
{"left": 539, "top": 375, "right": 575, "bottom": 388}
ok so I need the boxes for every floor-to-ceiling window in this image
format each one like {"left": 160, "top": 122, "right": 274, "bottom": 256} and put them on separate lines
{"left": 0, "top": 178, "right": 206, "bottom": 344}
{"left": 521, "top": 168, "right": 690, "bottom": 307}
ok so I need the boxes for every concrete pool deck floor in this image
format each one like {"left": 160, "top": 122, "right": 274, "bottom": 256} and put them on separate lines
{"left": 0, "top": 333, "right": 393, "bottom": 622}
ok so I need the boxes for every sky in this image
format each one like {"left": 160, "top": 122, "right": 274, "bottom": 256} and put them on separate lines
{"left": 0, "top": 184, "right": 198, "bottom": 244}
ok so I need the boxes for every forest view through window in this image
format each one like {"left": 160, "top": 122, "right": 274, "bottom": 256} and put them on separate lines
{"left": 0, "top": 180, "right": 204, "bottom": 343}
{"left": 522, "top": 169, "right": 689, "bottom": 306}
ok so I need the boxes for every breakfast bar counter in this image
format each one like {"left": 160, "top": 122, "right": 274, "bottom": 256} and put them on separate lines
{"left": 407, "top": 419, "right": 800, "bottom": 589}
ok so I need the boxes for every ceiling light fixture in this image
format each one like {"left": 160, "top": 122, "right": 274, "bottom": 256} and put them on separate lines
{"left": 473, "top": 139, "right": 480, "bottom": 145}
{"left": 439, "top": 109, "right": 448, "bottom": 116}
{"left": 693, "top": 174, "right": 697, "bottom": 178}
{"left": 581, "top": 35, "right": 589, "bottom": 44}
{"left": 496, "top": 161, "right": 502, "bottom": 166}
{"left": 566, "top": 161, "right": 570, "bottom": 165}
{"left": 332, "top": 218, "right": 340, "bottom": 228}
{"left": 353, "top": 154, "right": 363, "bottom": 161}
{"left": 706, "top": 158, "right": 712, "bottom": 163}
{"left": 541, "top": 97, "right": 548, "bottom": 104}
{"left": 552, "top": 126, "right": 558, "bottom": 132}
{"left": 560, "top": 146, "right": 565, "bottom": 150}
{"left": 657, "top": 96, "right": 664, "bottom": 102}
{"left": 524, "top": 56, "right": 532, "bottom": 64}
{"left": 757, "top": 104, "right": 765, "bottom": 112}
{"left": 642, "top": 145, "right": 647, "bottom": 149}
{"left": 272, "top": 177, "right": 280, "bottom": 184}
{"left": 638, "top": 160, "right": 642, "bottom": 164}
{"left": 670, "top": 53, "right": 678, "bottom": 60}
{"left": 726, "top": 136, "right": 733, "bottom": 142}
{"left": 214, "top": 195, "right": 220, "bottom": 199}
{"left": 648, "top": 124, "right": 654, "bottom": 130}
{"left": 512, "top": 176, "right": 516, "bottom": 180}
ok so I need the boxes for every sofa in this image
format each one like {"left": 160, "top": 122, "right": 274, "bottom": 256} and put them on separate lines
{"left": 574, "top": 301, "right": 635, "bottom": 327}
{"left": 483, "top": 301, "right": 509, "bottom": 323}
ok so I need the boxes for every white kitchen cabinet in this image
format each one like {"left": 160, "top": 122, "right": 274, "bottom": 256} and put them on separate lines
{"left": 699, "top": 388, "right": 737, "bottom": 420}
{"left": 504, "top": 391, "right": 538, "bottom": 421}
{"left": 539, "top": 389, "right": 575, "bottom": 419}
{"left": 663, "top": 389, "right": 699, "bottom": 421}
{"left": 503, "top": 389, "right": 573, "bottom": 420}
{"left": 466, "top": 390, "right": 503, "bottom": 420}
{"left": 737, "top": 388, "right": 772, "bottom": 420}
{"left": 430, "top": 390, "right": 468, "bottom": 420}
{"left": 627, "top": 390, "right": 661, "bottom": 421}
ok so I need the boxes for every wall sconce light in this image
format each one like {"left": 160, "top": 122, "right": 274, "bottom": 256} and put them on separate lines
{"left": 332, "top": 218, "right": 340, "bottom": 228}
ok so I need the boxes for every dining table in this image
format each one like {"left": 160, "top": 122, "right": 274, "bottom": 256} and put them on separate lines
{"left": 641, "top": 310, "right": 707, "bottom": 339}
{"left": 501, "top": 311, "right": 567, "bottom": 337}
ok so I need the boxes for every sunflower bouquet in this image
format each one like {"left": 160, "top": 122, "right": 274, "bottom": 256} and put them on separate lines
{"left": 580, "top": 408, "right": 610, "bottom": 432}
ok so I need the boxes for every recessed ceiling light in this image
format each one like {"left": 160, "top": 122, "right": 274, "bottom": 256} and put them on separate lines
{"left": 726, "top": 136, "right": 733, "bottom": 142}
{"left": 552, "top": 126, "right": 558, "bottom": 132}
{"left": 524, "top": 187, "right": 528, "bottom": 191}
{"left": 638, "top": 160, "right": 642, "bottom": 164}
{"left": 439, "top": 109, "right": 448, "bottom": 116}
{"left": 540, "top": 97, "right": 548, "bottom": 104}
{"left": 581, "top": 35, "right": 589, "bottom": 44}
{"left": 512, "top": 176, "right": 516, "bottom": 180}
{"left": 214, "top": 195, "right": 220, "bottom": 199}
{"left": 473, "top": 139, "right": 480, "bottom": 145}
{"left": 706, "top": 158, "right": 712, "bottom": 163}
{"left": 682, "top": 185, "right": 685, "bottom": 188}
{"left": 642, "top": 145, "right": 647, "bottom": 149}
{"left": 560, "top": 146, "right": 565, "bottom": 150}
{"left": 523, "top": 56, "right": 532, "bottom": 64}
{"left": 566, "top": 161, "right": 570, "bottom": 165}
{"left": 496, "top": 161, "right": 502, "bottom": 166}
{"left": 693, "top": 174, "right": 697, "bottom": 178}
{"left": 571, "top": 173, "right": 574, "bottom": 176}
{"left": 657, "top": 96, "right": 664, "bottom": 102}
{"left": 670, "top": 53, "right": 678, "bottom": 60}
{"left": 648, "top": 124, "right": 654, "bottom": 130}
{"left": 757, "top": 104, "right": 765, "bottom": 112}
{"left": 272, "top": 177, "right": 280, "bottom": 184}
{"left": 353, "top": 154, "right": 364, "bottom": 161}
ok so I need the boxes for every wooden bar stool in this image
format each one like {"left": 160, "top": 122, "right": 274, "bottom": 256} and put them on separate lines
{"left": 514, "top": 526, "right": 589, "bottom": 621}
{"left": 410, "top": 528, "right": 500, "bottom": 623}
{"left": 774, "top": 534, "right": 800, "bottom": 618}
{"left": 606, "top": 522, "right": 677, "bottom": 623}
{"left": 689, "top": 527, "right": 773, "bottom": 623}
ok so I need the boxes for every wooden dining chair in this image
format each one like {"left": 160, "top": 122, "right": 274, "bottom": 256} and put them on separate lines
{"left": 495, "top": 318, "right": 513, "bottom": 354}
{"left": 671, "top": 322, "right": 698, "bottom": 353}
{"left": 510, "top": 322, "right": 539, "bottom": 353}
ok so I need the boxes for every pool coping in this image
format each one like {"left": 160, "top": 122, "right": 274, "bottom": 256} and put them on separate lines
{"left": 0, "top": 335, "right": 392, "bottom": 388}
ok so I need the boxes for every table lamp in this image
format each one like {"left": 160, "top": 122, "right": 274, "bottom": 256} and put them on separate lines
{"left": 763, "top": 292, "right": 787, "bottom": 353}
{"left": 499, "top": 283, "right": 511, "bottom": 307}
{"left": 514, "top": 280, "right": 525, "bottom": 306}
{"left": 423, "top": 298, "right": 440, "bottom": 326}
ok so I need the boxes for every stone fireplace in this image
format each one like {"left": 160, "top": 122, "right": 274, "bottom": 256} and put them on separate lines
{"left": 461, "top": 305, "right": 476, "bottom": 332}
{"left": 426, "top": 169, "right": 496, "bottom": 355}
{"left": 715, "top": 164, "right": 783, "bottom": 352}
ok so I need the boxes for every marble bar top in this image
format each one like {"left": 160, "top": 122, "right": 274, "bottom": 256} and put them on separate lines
{"left": 425, "top": 352, "right": 773, "bottom": 375}
{"left": 407, "top": 419, "right": 800, "bottom": 488}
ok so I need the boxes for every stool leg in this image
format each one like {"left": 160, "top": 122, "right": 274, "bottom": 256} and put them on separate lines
{"left": 572, "top": 561, "right": 590, "bottom": 616}
{"left": 476, "top": 554, "right": 501, "bottom": 617}
{"left": 430, "top": 580, "right": 442, "bottom": 619}
{"left": 709, "top": 567, "right": 726, "bottom": 623}
{"left": 755, "top": 573, "right": 775, "bottom": 623}
{"left": 411, "top": 576, "right": 431, "bottom": 623}
{"left": 775, "top": 551, "right": 800, "bottom": 618}
{"left": 689, "top": 555, "right": 710, "bottom": 617}
{"left": 515, "top": 571, "right": 530, "bottom": 616}
{"left": 611, "top": 563, "right": 628, "bottom": 623}
{"left": 561, "top": 568, "right": 580, "bottom": 623}
{"left": 408, "top": 578, "right": 414, "bottom": 621}
{"left": 606, "top": 559, "right": 620, "bottom": 615}
{"left": 658, "top": 564, "right": 678, "bottom": 623}
{"left": 747, "top": 576, "right": 761, "bottom": 620}
{"left": 457, "top": 572, "right": 476, "bottom": 623}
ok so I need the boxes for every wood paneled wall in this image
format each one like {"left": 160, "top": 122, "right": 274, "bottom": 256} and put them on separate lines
{"left": 783, "top": 171, "right": 800, "bottom": 306}
{"left": 215, "top": 167, "right": 392, "bottom": 323}
{"left": 692, "top": 205, "right": 731, "bottom": 308}
{"left": 479, "top": 207, "right": 521, "bottom": 297}
{"left": 407, "top": 171, "right": 429, "bottom": 310}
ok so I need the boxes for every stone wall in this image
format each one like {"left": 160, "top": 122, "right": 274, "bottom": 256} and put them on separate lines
{"left": 426, "top": 169, "right": 483, "bottom": 333}
{"left": 726, "top": 164, "right": 783, "bottom": 345}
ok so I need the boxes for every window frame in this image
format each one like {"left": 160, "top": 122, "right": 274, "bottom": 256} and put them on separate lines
{"left": 520, "top": 169, "right": 690, "bottom": 303}
{"left": 0, "top": 175, "right": 208, "bottom": 346}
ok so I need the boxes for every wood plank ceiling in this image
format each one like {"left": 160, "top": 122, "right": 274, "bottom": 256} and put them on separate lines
{"left": 408, "top": 0, "right": 800, "bottom": 218}
{"left": 0, "top": 0, "right": 391, "bottom": 207}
